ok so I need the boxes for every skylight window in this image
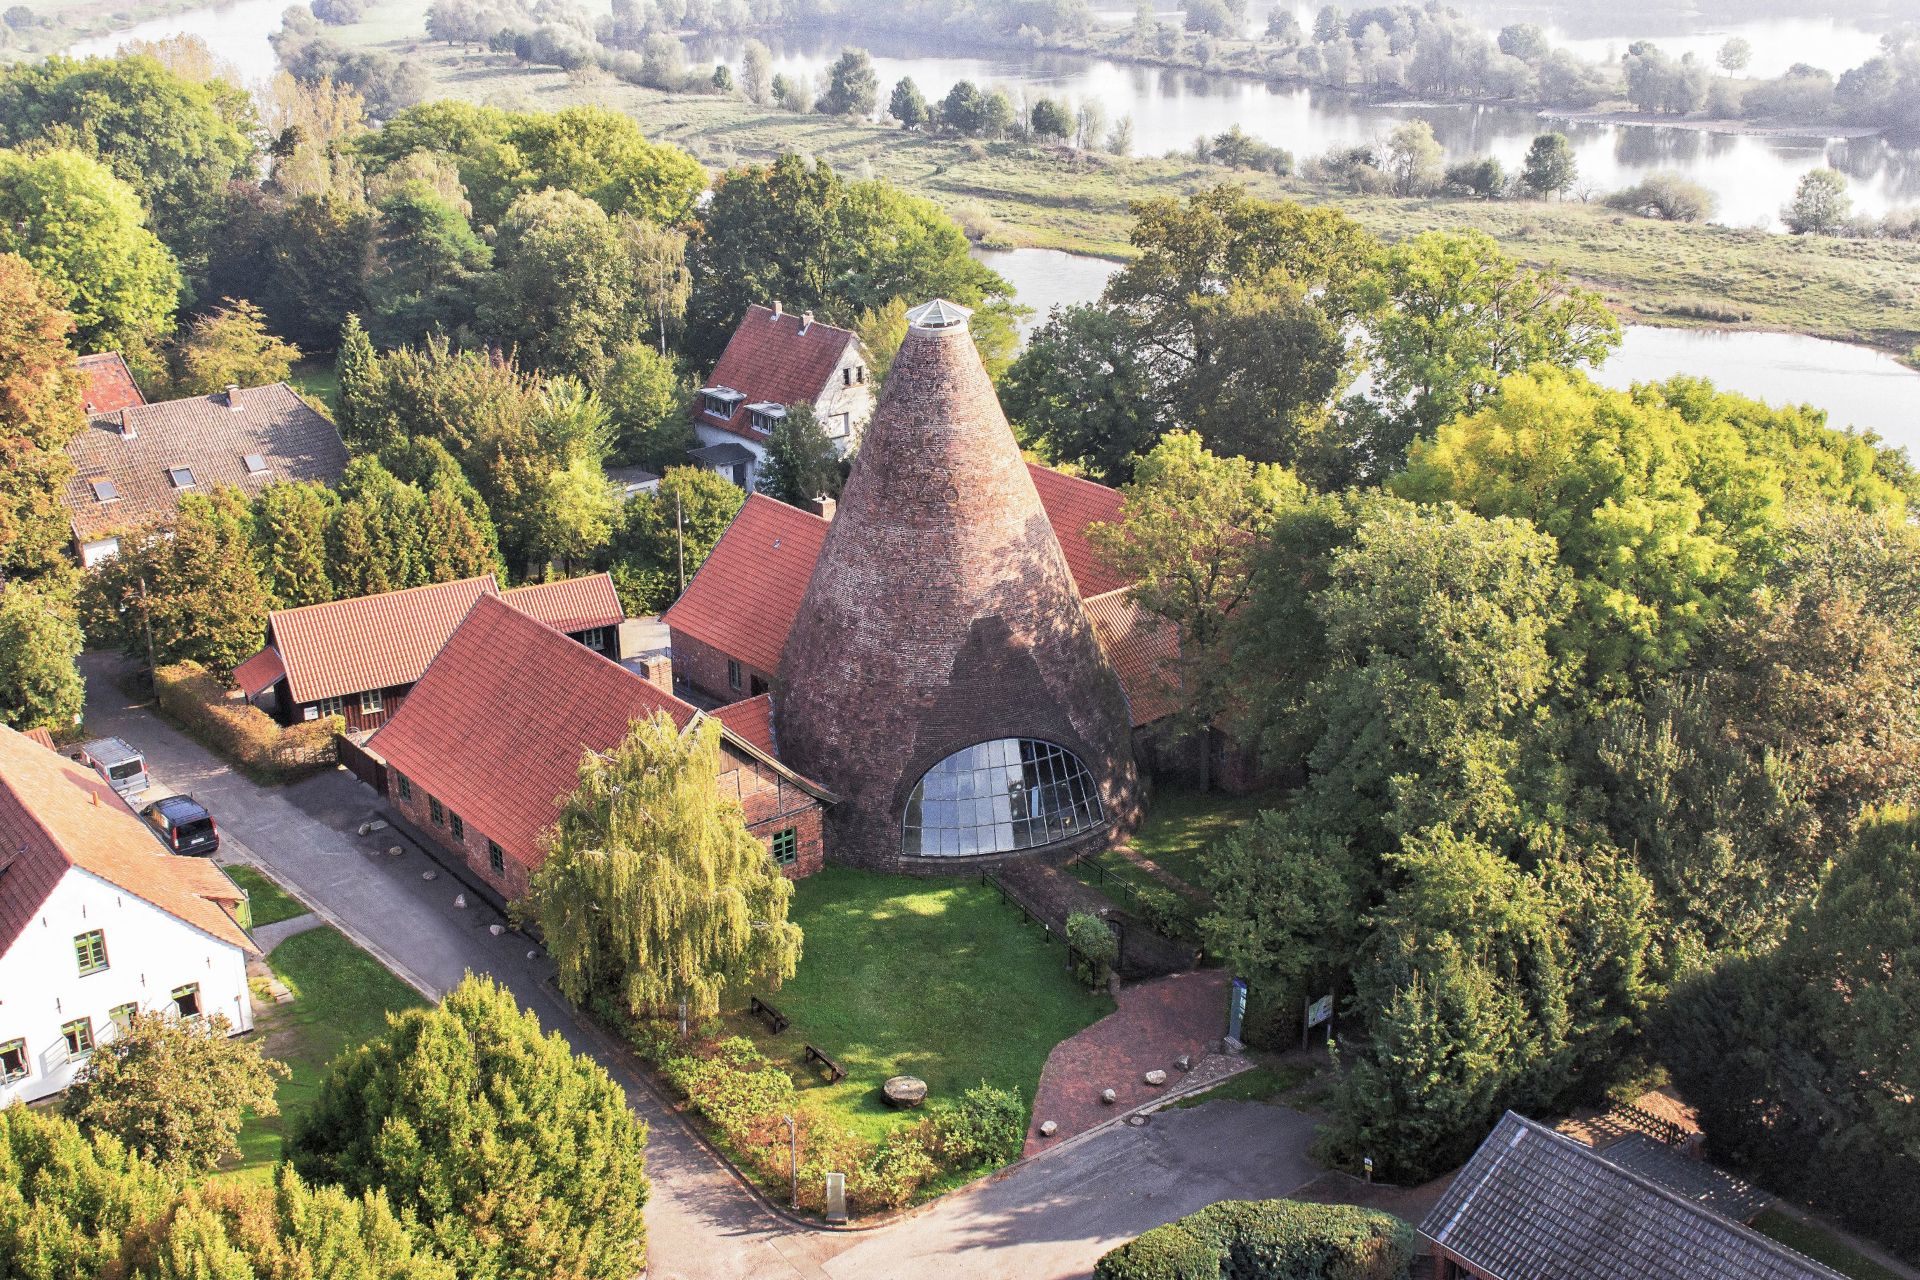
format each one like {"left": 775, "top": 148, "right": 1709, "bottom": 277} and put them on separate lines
{"left": 243, "top": 453, "right": 268, "bottom": 475}
{"left": 89, "top": 478, "right": 119, "bottom": 503}
{"left": 167, "top": 466, "right": 196, "bottom": 489}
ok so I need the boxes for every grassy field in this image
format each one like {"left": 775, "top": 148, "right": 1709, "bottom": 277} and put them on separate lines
{"left": 1167, "top": 1058, "right": 1319, "bottom": 1111}
{"left": 225, "top": 863, "right": 308, "bottom": 927}
{"left": 721, "top": 867, "right": 1112, "bottom": 1143}
{"left": 226, "top": 925, "right": 425, "bottom": 1183}
{"left": 317, "top": 22, "right": 1920, "bottom": 353}
{"left": 1069, "top": 785, "right": 1280, "bottom": 941}
{"left": 1752, "top": 1210, "right": 1905, "bottom": 1280}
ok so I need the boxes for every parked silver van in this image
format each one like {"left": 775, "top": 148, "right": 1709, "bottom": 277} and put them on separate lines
{"left": 78, "top": 737, "right": 148, "bottom": 798}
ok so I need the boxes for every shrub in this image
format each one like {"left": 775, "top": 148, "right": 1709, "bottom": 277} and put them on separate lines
{"left": 1093, "top": 1198, "right": 1415, "bottom": 1280}
{"left": 1604, "top": 172, "right": 1716, "bottom": 222}
{"left": 661, "top": 1036, "right": 796, "bottom": 1149}
{"left": 858, "top": 1124, "right": 940, "bottom": 1210}
{"left": 931, "top": 1081, "right": 1026, "bottom": 1168}
{"left": 153, "top": 661, "right": 340, "bottom": 782}
{"left": 1067, "top": 910, "right": 1118, "bottom": 987}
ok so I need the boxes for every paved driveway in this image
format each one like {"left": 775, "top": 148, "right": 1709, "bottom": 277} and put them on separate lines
{"left": 79, "top": 653, "right": 1329, "bottom": 1280}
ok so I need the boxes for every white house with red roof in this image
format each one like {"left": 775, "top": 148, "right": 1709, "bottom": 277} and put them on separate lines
{"left": 692, "top": 303, "right": 874, "bottom": 490}
{"left": 0, "top": 726, "right": 258, "bottom": 1105}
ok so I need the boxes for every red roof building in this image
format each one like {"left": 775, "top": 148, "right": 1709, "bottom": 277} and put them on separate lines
{"left": 239, "top": 573, "right": 627, "bottom": 733}
{"left": 691, "top": 304, "right": 874, "bottom": 490}
{"left": 369, "top": 596, "right": 830, "bottom": 899}
{"left": 0, "top": 725, "right": 257, "bottom": 1104}
{"left": 76, "top": 352, "right": 145, "bottom": 414}
{"left": 1082, "top": 589, "right": 1182, "bottom": 728}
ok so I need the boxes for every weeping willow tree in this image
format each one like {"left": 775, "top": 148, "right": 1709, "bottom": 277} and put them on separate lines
{"left": 526, "top": 711, "right": 803, "bottom": 1019}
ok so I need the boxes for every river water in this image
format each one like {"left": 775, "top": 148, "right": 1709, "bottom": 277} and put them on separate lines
{"left": 975, "top": 245, "right": 1920, "bottom": 452}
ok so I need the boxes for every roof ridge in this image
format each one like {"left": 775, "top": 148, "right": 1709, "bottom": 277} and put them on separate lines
{"left": 271, "top": 573, "right": 501, "bottom": 622}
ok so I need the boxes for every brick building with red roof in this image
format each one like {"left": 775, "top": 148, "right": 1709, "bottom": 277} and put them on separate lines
{"left": 237, "top": 573, "right": 625, "bottom": 732}
{"left": 691, "top": 303, "right": 873, "bottom": 490}
{"left": 76, "top": 352, "right": 146, "bottom": 414}
{"left": 0, "top": 725, "right": 257, "bottom": 1104}
{"left": 368, "top": 596, "right": 831, "bottom": 902}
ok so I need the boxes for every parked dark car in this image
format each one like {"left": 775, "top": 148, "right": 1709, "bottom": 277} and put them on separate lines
{"left": 140, "top": 795, "right": 220, "bottom": 856}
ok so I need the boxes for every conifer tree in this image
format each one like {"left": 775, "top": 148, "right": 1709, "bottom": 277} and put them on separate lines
{"left": 526, "top": 713, "right": 803, "bottom": 1020}
{"left": 289, "top": 975, "right": 649, "bottom": 1280}
{"left": 334, "top": 312, "right": 388, "bottom": 452}
{"left": 252, "top": 480, "right": 338, "bottom": 607}
{"left": 420, "top": 483, "right": 498, "bottom": 581}
{"left": 0, "top": 1103, "right": 177, "bottom": 1280}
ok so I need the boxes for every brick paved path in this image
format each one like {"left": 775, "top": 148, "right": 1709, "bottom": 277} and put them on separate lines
{"left": 1024, "top": 969, "right": 1232, "bottom": 1156}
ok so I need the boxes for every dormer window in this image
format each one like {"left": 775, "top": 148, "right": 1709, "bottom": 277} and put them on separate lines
{"left": 243, "top": 453, "right": 268, "bottom": 476}
{"left": 166, "top": 466, "right": 195, "bottom": 489}
{"left": 700, "top": 387, "right": 745, "bottom": 419}
{"left": 89, "top": 478, "right": 119, "bottom": 503}
{"left": 746, "top": 403, "right": 786, "bottom": 434}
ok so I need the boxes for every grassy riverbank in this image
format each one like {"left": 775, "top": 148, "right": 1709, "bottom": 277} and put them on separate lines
{"left": 4, "top": 0, "right": 213, "bottom": 59}
{"left": 329, "top": 16, "right": 1920, "bottom": 349}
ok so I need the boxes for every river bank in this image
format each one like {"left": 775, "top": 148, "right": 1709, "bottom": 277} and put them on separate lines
{"left": 347, "top": 38, "right": 1918, "bottom": 352}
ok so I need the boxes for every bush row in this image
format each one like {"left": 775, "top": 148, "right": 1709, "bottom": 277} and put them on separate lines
{"left": 153, "top": 662, "right": 341, "bottom": 783}
{"left": 615, "top": 1012, "right": 1024, "bottom": 1217}
{"left": 1093, "top": 1198, "right": 1416, "bottom": 1280}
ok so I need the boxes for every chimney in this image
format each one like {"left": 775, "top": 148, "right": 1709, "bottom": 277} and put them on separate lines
{"left": 633, "top": 653, "right": 673, "bottom": 696}
{"left": 224, "top": 384, "right": 242, "bottom": 411}
{"left": 800, "top": 310, "right": 813, "bottom": 334}
{"left": 771, "top": 300, "right": 783, "bottom": 319}
{"left": 116, "top": 410, "right": 135, "bottom": 440}
{"left": 809, "top": 494, "right": 837, "bottom": 521}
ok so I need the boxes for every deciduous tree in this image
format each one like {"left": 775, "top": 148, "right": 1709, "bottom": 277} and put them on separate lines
{"left": 1520, "top": 131, "right": 1576, "bottom": 197}
{"left": 816, "top": 47, "right": 878, "bottom": 116}
{"left": 602, "top": 341, "right": 692, "bottom": 467}
{"left": 0, "top": 582, "right": 85, "bottom": 733}
{"left": 527, "top": 713, "right": 803, "bottom": 1020}
{"left": 606, "top": 465, "right": 744, "bottom": 611}
{"left": 0, "top": 253, "right": 86, "bottom": 582}
{"left": 758, "top": 402, "right": 842, "bottom": 507}
{"left": 171, "top": 298, "right": 301, "bottom": 395}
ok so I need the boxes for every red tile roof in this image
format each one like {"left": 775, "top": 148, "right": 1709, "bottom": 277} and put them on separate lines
{"left": 0, "top": 726, "right": 256, "bottom": 956}
{"left": 232, "top": 645, "right": 286, "bottom": 697}
{"left": 1083, "top": 589, "right": 1183, "bottom": 727}
{"left": 372, "top": 596, "right": 827, "bottom": 869}
{"left": 665, "top": 469, "right": 1131, "bottom": 678}
{"left": 501, "top": 573, "right": 623, "bottom": 634}
{"left": 697, "top": 305, "right": 860, "bottom": 444}
{"left": 76, "top": 352, "right": 145, "bottom": 414}
{"left": 268, "top": 576, "right": 499, "bottom": 704}
{"left": 1026, "top": 463, "right": 1129, "bottom": 597}
{"left": 713, "top": 694, "right": 776, "bottom": 755}
{"left": 663, "top": 494, "right": 830, "bottom": 675}
{"left": 22, "top": 728, "right": 55, "bottom": 751}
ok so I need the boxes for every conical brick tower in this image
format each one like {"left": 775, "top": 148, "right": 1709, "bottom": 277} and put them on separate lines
{"left": 776, "top": 300, "right": 1139, "bottom": 872}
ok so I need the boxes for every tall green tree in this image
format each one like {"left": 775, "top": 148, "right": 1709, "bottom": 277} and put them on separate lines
{"left": 86, "top": 487, "right": 270, "bottom": 670}
{"left": 601, "top": 341, "right": 692, "bottom": 468}
{"left": 1198, "top": 808, "right": 1357, "bottom": 1017}
{"left": 889, "top": 76, "right": 928, "bottom": 127}
{"left": 62, "top": 1012, "right": 286, "bottom": 1178}
{"left": 0, "top": 1104, "right": 176, "bottom": 1280}
{"left": 1521, "top": 131, "right": 1576, "bottom": 197}
{"left": 816, "top": 47, "right": 878, "bottom": 115}
{"left": 0, "top": 253, "right": 86, "bottom": 582}
{"left": 0, "top": 148, "right": 180, "bottom": 365}
{"left": 251, "top": 480, "right": 338, "bottom": 608}
{"left": 526, "top": 714, "right": 803, "bottom": 1020}
{"left": 327, "top": 455, "right": 430, "bottom": 597}
{"left": 289, "top": 975, "right": 650, "bottom": 1280}
{"left": 481, "top": 189, "right": 648, "bottom": 382}
{"left": 757, "top": 403, "right": 842, "bottom": 507}
{"left": 606, "top": 465, "right": 746, "bottom": 612}
{"left": 1783, "top": 166, "right": 1852, "bottom": 234}
{"left": 367, "top": 179, "right": 490, "bottom": 345}
{"left": 1000, "top": 304, "right": 1163, "bottom": 484}
{"left": 170, "top": 298, "right": 300, "bottom": 395}
{"left": 0, "top": 582, "right": 85, "bottom": 734}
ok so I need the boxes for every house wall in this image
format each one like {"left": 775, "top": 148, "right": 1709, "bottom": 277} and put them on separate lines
{"left": 813, "top": 345, "right": 876, "bottom": 457}
{"left": 671, "top": 630, "right": 772, "bottom": 704}
{"left": 284, "top": 682, "right": 410, "bottom": 733}
{"left": 387, "top": 766, "right": 533, "bottom": 905}
{"left": 692, "top": 421, "right": 767, "bottom": 489}
{"left": 0, "top": 867, "right": 253, "bottom": 1106}
{"left": 78, "top": 535, "right": 120, "bottom": 567}
{"left": 718, "top": 745, "right": 825, "bottom": 879}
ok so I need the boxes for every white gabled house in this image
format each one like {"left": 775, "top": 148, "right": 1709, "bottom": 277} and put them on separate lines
{"left": 0, "top": 725, "right": 258, "bottom": 1105}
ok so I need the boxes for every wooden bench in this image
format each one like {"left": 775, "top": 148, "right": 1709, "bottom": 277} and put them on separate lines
{"left": 803, "top": 1044, "right": 845, "bottom": 1083}
{"left": 749, "top": 995, "right": 789, "bottom": 1035}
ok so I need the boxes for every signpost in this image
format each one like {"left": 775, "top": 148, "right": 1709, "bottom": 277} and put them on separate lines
{"left": 1303, "top": 993, "right": 1334, "bottom": 1050}
{"left": 1225, "top": 977, "right": 1248, "bottom": 1052}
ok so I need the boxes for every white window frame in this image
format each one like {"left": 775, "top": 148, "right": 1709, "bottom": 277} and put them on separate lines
{"left": 359, "top": 689, "right": 384, "bottom": 715}
{"left": 580, "top": 627, "right": 607, "bottom": 652}
{"left": 317, "top": 695, "right": 345, "bottom": 718}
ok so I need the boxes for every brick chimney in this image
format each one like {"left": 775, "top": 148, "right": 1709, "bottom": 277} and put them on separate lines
{"left": 800, "top": 310, "right": 813, "bottom": 334}
{"left": 115, "top": 410, "right": 135, "bottom": 440}
{"left": 808, "top": 495, "right": 837, "bottom": 521}
{"left": 633, "top": 653, "right": 673, "bottom": 696}
{"left": 223, "top": 384, "right": 242, "bottom": 411}
{"left": 771, "top": 300, "right": 783, "bottom": 319}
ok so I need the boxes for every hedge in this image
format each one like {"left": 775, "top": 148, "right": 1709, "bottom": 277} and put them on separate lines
{"left": 153, "top": 662, "right": 341, "bottom": 783}
{"left": 1093, "top": 1199, "right": 1415, "bottom": 1280}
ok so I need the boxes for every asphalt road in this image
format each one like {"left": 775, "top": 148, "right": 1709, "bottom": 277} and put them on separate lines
{"left": 80, "top": 653, "right": 1326, "bottom": 1280}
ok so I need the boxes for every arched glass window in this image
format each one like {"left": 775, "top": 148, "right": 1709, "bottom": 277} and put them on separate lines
{"left": 902, "top": 739, "right": 1104, "bottom": 857}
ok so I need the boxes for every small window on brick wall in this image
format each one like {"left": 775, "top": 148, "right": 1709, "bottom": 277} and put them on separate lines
{"left": 429, "top": 797, "right": 443, "bottom": 826}
{"left": 728, "top": 659, "right": 742, "bottom": 692}
{"left": 772, "top": 827, "right": 798, "bottom": 866}
{"left": 450, "top": 812, "right": 464, "bottom": 841}
{"left": 397, "top": 773, "right": 411, "bottom": 801}
{"left": 488, "top": 840, "right": 505, "bottom": 875}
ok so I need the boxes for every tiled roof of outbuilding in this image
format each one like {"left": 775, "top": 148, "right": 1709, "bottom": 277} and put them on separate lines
{"left": 0, "top": 726, "right": 256, "bottom": 957}
{"left": 697, "top": 305, "right": 859, "bottom": 444}
{"left": 232, "top": 646, "right": 286, "bottom": 698}
{"left": 22, "top": 728, "right": 55, "bottom": 751}
{"left": 713, "top": 693, "right": 776, "bottom": 755}
{"left": 1421, "top": 1113, "right": 1845, "bottom": 1280}
{"left": 1083, "top": 589, "right": 1182, "bottom": 727}
{"left": 501, "top": 573, "right": 624, "bottom": 634}
{"left": 663, "top": 494, "right": 831, "bottom": 675}
{"left": 1024, "top": 464, "right": 1128, "bottom": 597}
{"left": 63, "top": 383, "right": 348, "bottom": 543}
{"left": 76, "top": 352, "right": 145, "bottom": 413}
{"left": 267, "top": 576, "right": 500, "bottom": 704}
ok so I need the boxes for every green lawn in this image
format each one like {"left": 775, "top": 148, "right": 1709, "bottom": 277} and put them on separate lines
{"left": 1168, "top": 1060, "right": 1318, "bottom": 1110}
{"left": 226, "top": 926, "right": 425, "bottom": 1183}
{"left": 723, "top": 867, "right": 1113, "bottom": 1143}
{"left": 225, "top": 864, "right": 308, "bottom": 927}
{"left": 1752, "top": 1210, "right": 1904, "bottom": 1280}
{"left": 287, "top": 358, "right": 339, "bottom": 415}
{"left": 1068, "top": 786, "right": 1282, "bottom": 942}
